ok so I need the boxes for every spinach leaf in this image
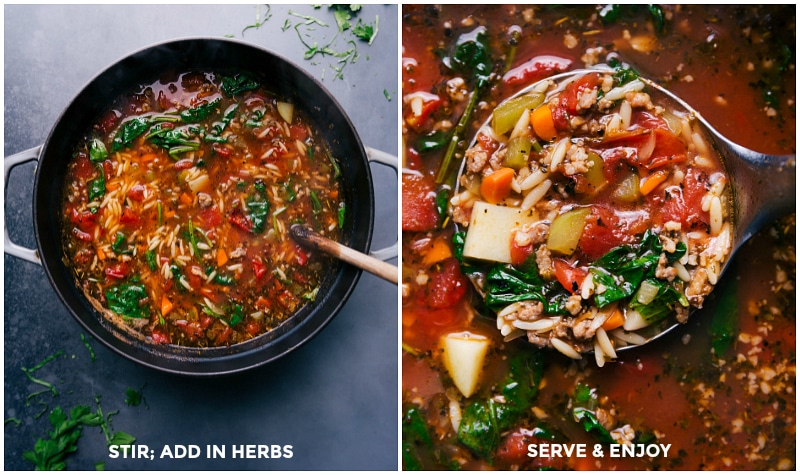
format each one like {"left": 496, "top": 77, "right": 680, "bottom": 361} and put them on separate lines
{"left": 246, "top": 197, "right": 270, "bottom": 234}
{"left": 145, "top": 250, "right": 158, "bottom": 271}
{"left": 221, "top": 73, "right": 260, "bottom": 97}
{"left": 458, "top": 351, "right": 545, "bottom": 462}
{"left": 214, "top": 273, "right": 235, "bottom": 286}
{"left": 229, "top": 303, "right": 244, "bottom": 327}
{"left": 89, "top": 138, "right": 108, "bottom": 163}
{"left": 338, "top": 202, "right": 346, "bottom": 228}
{"left": 599, "top": 5, "right": 666, "bottom": 35}
{"left": 709, "top": 278, "right": 738, "bottom": 356}
{"left": 458, "top": 400, "right": 501, "bottom": 462}
{"left": 147, "top": 126, "right": 200, "bottom": 158}
{"left": 629, "top": 278, "right": 688, "bottom": 324}
{"left": 111, "top": 232, "right": 131, "bottom": 255}
{"left": 179, "top": 97, "right": 221, "bottom": 122}
{"left": 105, "top": 282, "right": 149, "bottom": 319}
{"left": 452, "top": 232, "right": 466, "bottom": 262}
{"left": 111, "top": 117, "right": 152, "bottom": 151}
{"left": 88, "top": 165, "right": 106, "bottom": 202}
{"left": 418, "top": 130, "right": 449, "bottom": 153}
{"left": 484, "top": 258, "right": 571, "bottom": 313}
{"left": 571, "top": 383, "right": 616, "bottom": 444}
{"left": 402, "top": 406, "right": 433, "bottom": 471}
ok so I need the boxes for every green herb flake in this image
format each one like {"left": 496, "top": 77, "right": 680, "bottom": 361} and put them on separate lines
{"left": 80, "top": 334, "right": 96, "bottom": 363}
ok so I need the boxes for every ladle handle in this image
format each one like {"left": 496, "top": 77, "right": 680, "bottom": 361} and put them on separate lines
{"left": 716, "top": 136, "right": 796, "bottom": 248}
{"left": 291, "top": 224, "right": 398, "bottom": 284}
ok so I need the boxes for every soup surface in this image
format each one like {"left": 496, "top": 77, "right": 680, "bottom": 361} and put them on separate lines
{"left": 402, "top": 4, "right": 795, "bottom": 470}
{"left": 62, "top": 70, "right": 343, "bottom": 347}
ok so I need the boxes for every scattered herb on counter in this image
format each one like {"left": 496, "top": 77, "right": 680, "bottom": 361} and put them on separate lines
{"left": 22, "top": 351, "right": 65, "bottom": 402}
{"left": 22, "top": 405, "right": 103, "bottom": 470}
{"left": 80, "top": 334, "right": 96, "bottom": 363}
{"left": 241, "top": 4, "right": 272, "bottom": 36}
{"left": 124, "top": 385, "right": 146, "bottom": 407}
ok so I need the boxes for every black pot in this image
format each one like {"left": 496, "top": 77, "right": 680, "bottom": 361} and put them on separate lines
{"left": 4, "top": 38, "right": 380, "bottom": 376}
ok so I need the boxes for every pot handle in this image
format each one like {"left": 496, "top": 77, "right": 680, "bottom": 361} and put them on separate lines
{"left": 4, "top": 146, "right": 43, "bottom": 265}
{"left": 365, "top": 146, "right": 398, "bottom": 262}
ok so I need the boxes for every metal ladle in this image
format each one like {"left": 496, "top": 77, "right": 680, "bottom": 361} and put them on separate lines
{"left": 458, "top": 68, "right": 795, "bottom": 350}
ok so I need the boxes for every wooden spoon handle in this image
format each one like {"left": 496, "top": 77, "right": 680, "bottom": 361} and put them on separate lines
{"left": 290, "top": 225, "right": 398, "bottom": 284}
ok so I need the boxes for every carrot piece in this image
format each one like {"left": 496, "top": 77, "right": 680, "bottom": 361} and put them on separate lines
{"left": 217, "top": 248, "right": 228, "bottom": 267}
{"left": 639, "top": 170, "right": 669, "bottom": 195}
{"left": 179, "top": 192, "right": 193, "bottom": 205}
{"left": 530, "top": 104, "right": 557, "bottom": 141}
{"left": 422, "top": 237, "right": 453, "bottom": 266}
{"left": 106, "top": 182, "right": 119, "bottom": 191}
{"left": 96, "top": 247, "right": 106, "bottom": 261}
{"left": 602, "top": 307, "right": 625, "bottom": 331}
{"left": 480, "top": 167, "right": 516, "bottom": 204}
{"left": 139, "top": 152, "right": 158, "bottom": 163}
{"left": 164, "top": 209, "right": 176, "bottom": 220}
{"left": 161, "top": 295, "right": 174, "bottom": 316}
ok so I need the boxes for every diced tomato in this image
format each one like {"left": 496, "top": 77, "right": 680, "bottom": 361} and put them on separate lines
{"left": 157, "top": 90, "right": 170, "bottom": 111}
{"left": 294, "top": 245, "right": 309, "bottom": 266}
{"left": 402, "top": 173, "right": 439, "bottom": 232}
{"left": 496, "top": 430, "right": 533, "bottom": 466}
{"left": 228, "top": 208, "right": 254, "bottom": 233}
{"left": 199, "top": 205, "right": 223, "bottom": 227}
{"left": 252, "top": 259, "right": 267, "bottom": 280}
{"left": 104, "top": 262, "right": 129, "bottom": 279}
{"left": 214, "top": 326, "right": 232, "bottom": 346}
{"left": 551, "top": 105, "right": 571, "bottom": 131}
{"left": 477, "top": 133, "right": 499, "bottom": 155}
{"left": 174, "top": 158, "right": 195, "bottom": 170}
{"left": 102, "top": 160, "right": 114, "bottom": 181}
{"left": 496, "top": 430, "right": 565, "bottom": 469}
{"left": 72, "top": 227, "right": 94, "bottom": 242}
{"left": 73, "top": 152, "right": 94, "bottom": 180}
{"left": 578, "top": 206, "right": 625, "bottom": 260}
{"left": 96, "top": 110, "right": 120, "bottom": 135}
{"left": 553, "top": 259, "right": 588, "bottom": 294}
{"left": 119, "top": 207, "right": 140, "bottom": 226}
{"left": 188, "top": 265, "right": 203, "bottom": 289}
{"left": 289, "top": 124, "right": 309, "bottom": 141}
{"left": 405, "top": 147, "right": 422, "bottom": 170}
{"left": 246, "top": 320, "right": 262, "bottom": 335}
{"left": 509, "top": 235, "right": 534, "bottom": 266}
{"left": 127, "top": 184, "right": 146, "bottom": 202}
{"left": 425, "top": 258, "right": 469, "bottom": 309}
{"left": 502, "top": 55, "right": 573, "bottom": 87}
{"left": 200, "top": 315, "right": 215, "bottom": 329}
{"left": 71, "top": 208, "right": 98, "bottom": 230}
{"left": 558, "top": 72, "right": 600, "bottom": 115}
{"left": 649, "top": 169, "right": 709, "bottom": 229}
{"left": 646, "top": 129, "right": 687, "bottom": 170}
{"left": 404, "top": 91, "right": 442, "bottom": 131}
{"left": 175, "top": 320, "right": 204, "bottom": 341}
{"left": 150, "top": 328, "right": 171, "bottom": 344}
{"left": 212, "top": 143, "right": 231, "bottom": 158}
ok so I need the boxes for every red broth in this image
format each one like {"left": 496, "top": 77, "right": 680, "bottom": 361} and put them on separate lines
{"left": 62, "top": 70, "right": 343, "bottom": 347}
{"left": 402, "top": 5, "right": 795, "bottom": 470}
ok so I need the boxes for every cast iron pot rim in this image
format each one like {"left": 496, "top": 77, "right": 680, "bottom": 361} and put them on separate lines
{"left": 31, "top": 37, "right": 374, "bottom": 376}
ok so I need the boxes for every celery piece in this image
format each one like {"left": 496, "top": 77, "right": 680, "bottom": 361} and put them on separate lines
{"left": 547, "top": 207, "right": 591, "bottom": 255}
{"left": 613, "top": 172, "right": 640, "bottom": 202}
{"left": 491, "top": 92, "right": 544, "bottom": 136}
{"left": 504, "top": 136, "right": 535, "bottom": 170}
{"left": 583, "top": 151, "right": 607, "bottom": 193}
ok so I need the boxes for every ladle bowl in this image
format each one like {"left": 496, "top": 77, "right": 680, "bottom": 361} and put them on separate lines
{"left": 457, "top": 66, "right": 795, "bottom": 352}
